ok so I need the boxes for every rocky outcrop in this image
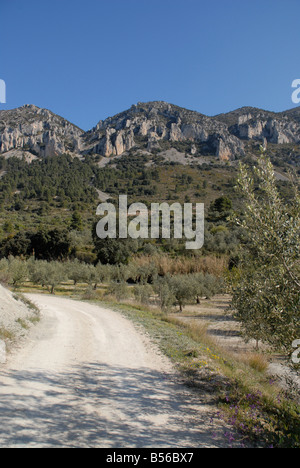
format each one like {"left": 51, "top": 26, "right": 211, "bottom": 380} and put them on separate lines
{"left": 1, "top": 102, "right": 300, "bottom": 162}
{"left": 232, "top": 117, "right": 300, "bottom": 144}
{"left": 0, "top": 105, "right": 83, "bottom": 158}
{"left": 216, "top": 106, "right": 300, "bottom": 145}
{"left": 82, "top": 101, "right": 245, "bottom": 160}
{"left": 89, "top": 127, "right": 135, "bottom": 157}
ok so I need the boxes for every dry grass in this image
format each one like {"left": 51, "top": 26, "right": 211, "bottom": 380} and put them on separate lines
{"left": 166, "top": 316, "right": 210, "bottom": 344}
{"left": 131, "top": 254, "right": 228, "bottom": 277}
{"left": 239, "top": 353, "right": 269, "bottom": 373}
{"left": 0, "top": 327, "right": 15, "bottom": 341}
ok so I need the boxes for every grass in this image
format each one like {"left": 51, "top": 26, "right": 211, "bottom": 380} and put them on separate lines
{"left": 14, "top": 293, "right": 41, "bottom": 317}
{"left": 88, "top": 297, "right": 300, "bottom": 448}
{"left": 131, "top": 254, "right": 228, "bottom": 277}
{"left": 239, "top": 353, "right": 269, "bottom": 373}
{"left": 15, "top": 318, "right": 30, "bottom": 330}
{"left": 0, "top": 291, "right": 41, "bottom": 352}
{"left": 10, "top": 281, "right": 300, "bottom": 447}
{"left": 98, "top": 299, "right": 214, "bottom": 367}
{"left": 0, "top": 327, "right": 15, "bottom": 341}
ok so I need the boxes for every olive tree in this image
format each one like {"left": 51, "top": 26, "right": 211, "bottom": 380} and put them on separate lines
{"left": 166, "top": 275, "right": 196, "bottom": 312}
{"left": 7, "top": 257, "right": 28, "bottom": 288}
{"left": 41, "top": 261, "right": 67, "bottom": 294}
{"left": 230, "top": 154, "right": 300, "bottom": 355}
{"left": 153, "top": 276, "right": 176, "bottom": 312}
{"left": 66, "top": 259, "right": 91, "bottom": 286}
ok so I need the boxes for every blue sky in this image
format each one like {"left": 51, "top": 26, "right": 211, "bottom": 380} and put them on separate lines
{"left": 0, "top": 0, "right": 300, "bottom": 130}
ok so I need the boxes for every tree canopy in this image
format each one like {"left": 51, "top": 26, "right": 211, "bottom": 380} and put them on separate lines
{"left": 229, "top": 154, "right": 300, "bottom": 355}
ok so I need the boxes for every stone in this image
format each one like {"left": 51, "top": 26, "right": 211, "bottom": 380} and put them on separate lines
{"left": 1, "top": 101, "right": 300, "bottom": 162}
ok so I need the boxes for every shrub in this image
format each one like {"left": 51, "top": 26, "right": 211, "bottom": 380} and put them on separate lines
{"left": 7, "top": 257, "right": 28, "bottom": 287}
{"left": 0, "top": 258, "right": 9, "bottom": 286}
{"left": 106, "top": 281, "right": 130, "bottom": 301}
{"left": 66, "top": 259, "right": 92, "bottom": 286}
{"left": 133, "top": 284, "right": 154, "bottom": 305}
{"left": 230, "top": 154, "right": 300, "bottom": 356}
{"left": 153, "top": 277, "right": 176, "bottom": 312}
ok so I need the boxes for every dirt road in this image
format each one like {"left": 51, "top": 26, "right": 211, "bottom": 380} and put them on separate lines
{"left": 0, "top": 295, "right": 228, "bottom": 448}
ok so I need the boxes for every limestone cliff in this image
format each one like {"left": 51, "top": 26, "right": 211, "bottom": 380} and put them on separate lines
{"left": 0, "top": 105, "right": 83, "bottom": 158}
{"left": 1, "top": 102, "right": 300, "bottom": 162}
{"left": 82, "top": 101, "right": 245, "bottom": 160}
{"left": 216, "top": 106, "right": 300, "bottom": 145}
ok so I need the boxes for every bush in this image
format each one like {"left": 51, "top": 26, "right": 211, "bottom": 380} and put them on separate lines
{"left": 0, "top": 258, "right": 9, "bottom": 286}
{"left": 0, "top": 228, "right": 72, "bottom": 261}
{"left": 91, "top": 263, "right": 112, "bottom": 289}
{"left": 29, "top": 260, "right": 66, "bottom": 294}
{"left": 44, "top": 262, "right": 67, "bottom": 294}
{"left": 230, "top": 155, "right": 300, "bottom": 356}
{"left": 92, "top": 231, "right": 138, "bottom": 265}
{"left": 153, "top": 277, "right": 176, "bottom": 312}
{"left": 133, "top": 284, "right": 154, "bottom": 305}
{"left": 106, "top": 281, "right": 130, "bottom": 301}
{"left": 7, "top": 257, "right": 28, "bottom": 287}
{"left": 129, "top": 260, "right": 158, "bottom": 285}
{"left": 167, "top": 275, "right": 196, "bottom": 312}
{"left": 66, "top": 259, "right": 93, "bottom": 286}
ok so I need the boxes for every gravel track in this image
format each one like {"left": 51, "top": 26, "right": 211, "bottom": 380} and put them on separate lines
{"left": 0, "top": 294, "right": 228, "bottom": 448}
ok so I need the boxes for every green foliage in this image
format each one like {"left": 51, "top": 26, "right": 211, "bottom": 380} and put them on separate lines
{"left": 129, "top": 261, "right": 158, "bottom": 285}
{"left": 42, "top": 261, "right": 67, "bottom": 294}
{"left": 30, "top": 228, "right": 72, "bottom": 260}
{"left": 204, "top": 225, "right": 241, "bottom": 255}
{"left": 133, "top": 284, "right": 154, "bottom": 305}
{"left": 106, "top": 281, "right": 129, "bottom": 301}
{"left": 167, "top": 275, "right": 196, "bottom": 312}
{"left": 0, "top": 256, "right": 28, "bottom": 287}
{"left": 211, "top": 196, "right": 233, "bottom": 213}
{"left": 27, "top": 259, "right": 48, "bottom": 287}
{"left": 153, "top": 272, "right": 223, "bottom": 312}
{"left": 229, "top": 154, "right": 300, "bottom": 355}
{"left": 66, "top": 259, "right": 92, "bottom": 286}
{"left": 27, "top": 259, "right": 66, "bottom": 294}
{"left": 0, "top": 258, "right": 10, "bottom": 285}
{"left": 70, "top": 212, "right": 83, "bottom": 231}
{"left": 208, "top": 196, "right": 233, "bottom": 221}
{"left": 0, "top": 152, "right": 250, "bottom": 262}
{"left": 92, "top": 226, "right": 138, "bottom": 265}
{"left": 220, "top": 380, "right": 300, "bottom": 448}
{"left": 190, "top": 272, "right": 223, "bottom": 303}
{"left": 153, "top": 276, "right": 176, "bottom": 312}
{"left": 7, "top": 256, "right": 28, "bottom": 287}
{"left": 0, "top": 228, "right": 72, "bottom": 261}
{"left": 0, "top": 232, "right": 31, "bottom": 258}
{"left": 90, "top": 262, "right": 112, "bottom": 288}
{"left": 0, "top": 154, "right": 97, "bottom": 205}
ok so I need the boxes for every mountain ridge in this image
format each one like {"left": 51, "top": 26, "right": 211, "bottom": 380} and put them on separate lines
{"left": 1, "top": 101, "right": 300, "bottom": 162}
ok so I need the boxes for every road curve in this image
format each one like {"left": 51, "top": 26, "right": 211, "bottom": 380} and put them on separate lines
{"left": 0, "top": 294, "right": 227, "bottom": 448}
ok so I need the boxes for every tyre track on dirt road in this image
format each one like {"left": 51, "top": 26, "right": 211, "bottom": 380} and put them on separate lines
{"left": 0, "top": 295, "right": 229, "bottom": 448}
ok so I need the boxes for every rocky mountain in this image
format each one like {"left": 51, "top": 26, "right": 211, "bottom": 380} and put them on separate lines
{"left": 1, "top": 101, "right": 300, "bottom": 162}
{"left": 0, "top": 105, "right": 83, "bottom": 159}
{"left": 215, "top": 106, "right": 300, "bottom": 145}
{"left": 81, "top": 101, "right": 245, "bottom": 161}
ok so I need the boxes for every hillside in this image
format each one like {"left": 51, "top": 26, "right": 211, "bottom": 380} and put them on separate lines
{"left": 1, "top": 101, "right": 300, "bottom": 164}
{"left": 0, "top": 101, "right": 299, "bottom": 259}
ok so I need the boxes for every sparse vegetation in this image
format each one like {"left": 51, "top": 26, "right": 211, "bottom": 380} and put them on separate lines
{"left": 229, "top": 154, "right": 300, "bottom": 357}
{"left": 0, "top": 145, "right": 299, "bottom": 448}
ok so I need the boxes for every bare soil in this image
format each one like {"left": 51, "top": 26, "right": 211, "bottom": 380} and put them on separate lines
{"left": 0, "top": 294, "right": 231, "bottom": 448}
